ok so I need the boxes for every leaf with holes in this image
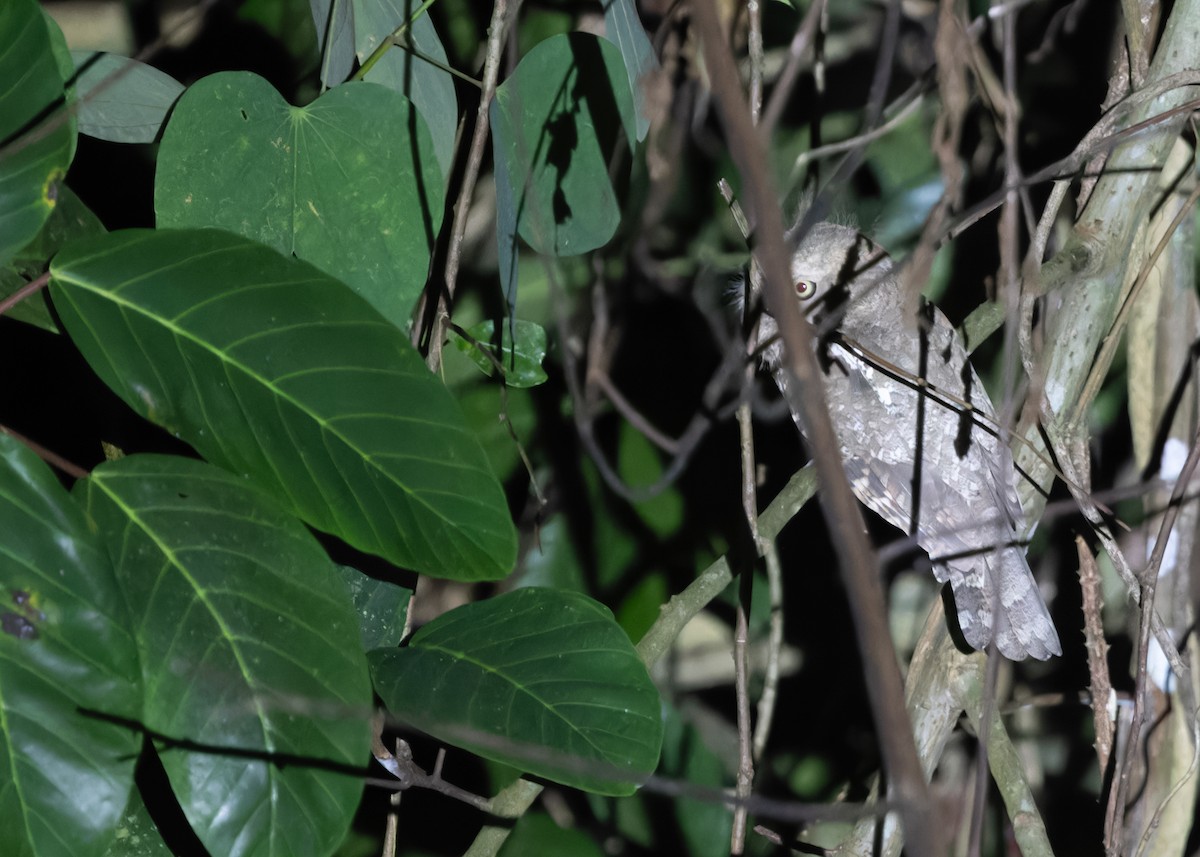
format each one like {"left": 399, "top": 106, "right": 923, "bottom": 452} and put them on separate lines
{"left": 369, "top": 588, "right": 663, "bottom": 796}
{"left": 50, "top": 228, "right": 516, "bottom": 581}
{"left": 77, "top": 454, "right": 371, "bottom": 857}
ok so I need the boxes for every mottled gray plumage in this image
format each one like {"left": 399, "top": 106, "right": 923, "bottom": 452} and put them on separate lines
{"left": 756, "top": 222, "right": 1060, "bottom": 660}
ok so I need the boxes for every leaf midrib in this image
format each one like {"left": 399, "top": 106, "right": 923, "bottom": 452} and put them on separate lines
{"left": 55, "top": 261, "right": 505, "bottom": 569}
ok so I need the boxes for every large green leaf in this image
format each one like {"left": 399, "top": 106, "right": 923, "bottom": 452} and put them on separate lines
{"left": 77, "top": 455, "right": 371, "bottom": 857}
{"left": 0, "top": 0, "right": 76, "bottom": 269}
{"left": 369, "top": 588, "right": 663, "bottom": 796}
{"left": 490, "top": 33, "right": 635, "bottom": 257}
{"left": 356, "top": 0, "right": 457, "bottom": 177}
{"left": 0, "top": 433, "right": 141, "bottom": 857}
{"left": 50, "top": 228, "right": 516, "bottom": 581}
{"left": 154, "top": 72, "right": 443, "bottom": 327}
{"left": 69, "top": 52, "right": 184, "bottom": 144}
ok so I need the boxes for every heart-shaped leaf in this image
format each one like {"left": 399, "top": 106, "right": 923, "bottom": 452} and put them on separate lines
{"left": 0, "top": 433, "right": 141, "bottom": 857}
{"left": 369, "top": 588, "right": 663, "bottom": 796}
{"left": 490, "top": 33, "right": 635, "bottom": 258}
{"left": 50, "top": 228, "right": 517, "bottom": 581}
{"left": 77, "top": 454, "right": 371, "bottom": 857}
{"left": 155, "top": 71, "right": 443, "bottom": 327}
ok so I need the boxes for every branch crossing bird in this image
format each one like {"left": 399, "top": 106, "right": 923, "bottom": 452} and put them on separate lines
{"left": 752, "top": 221, "right": 1061, "bottom": 661}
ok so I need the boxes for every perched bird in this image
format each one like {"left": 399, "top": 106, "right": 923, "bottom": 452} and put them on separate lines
{"left": 753, "top": 221, "right": 1061, "bottom": 661}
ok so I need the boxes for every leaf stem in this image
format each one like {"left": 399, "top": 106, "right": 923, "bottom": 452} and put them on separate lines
{"left": 0, "top": 271, "right": 50, "bottom": 319}
{"left": 353, "top": 0, "right": 442, "bottom": 81}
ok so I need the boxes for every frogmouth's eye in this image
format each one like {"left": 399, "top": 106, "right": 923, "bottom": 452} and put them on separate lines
{"left": 795, "top": 279, "right": 817, "bottom": 300}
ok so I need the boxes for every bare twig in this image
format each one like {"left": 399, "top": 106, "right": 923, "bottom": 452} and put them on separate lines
{"left": 752, "top": 541, "right": 784, "bottom": 761}
{"left": 719, "top": 177, "right": 786, "bottom": 768}
{"left": 1077, "top": 536, "right": 1115, "bottom": 774}
{"left": 786, "top": 86, "right": 927, "bottom": 183}
{"left": 0, "top": 424, "right": 88, "bottom": 480}
{"left": 731, "top": 598, "right": 753, "bottom": 854}
{"left": 420, "top": 0, "right": 518, "bottom": 373}
{"left": 722, "top": 165, "right": 771, "bottom": 854}
{"left": 747, "top": 0, "right": 763, "bottom": 125}
{"left": 0, "top": 272, "right": 50, "bottom": 319}
{"left": 761, "top": 0, "right": 826, "bottom": 135}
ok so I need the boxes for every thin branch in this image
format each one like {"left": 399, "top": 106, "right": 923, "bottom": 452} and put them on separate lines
{"left": 747, "top": 0, "right": 763, "bottom": 125}
{"left": 0, "top": 425, "right": 88, "bottom": 480}
{"left": 731, "top": 597, "right": 753, "bottom": 854}
{"left": 786, "top": 86, "right": 927, "bottom": 183}
{"left": 752, "top": 540, "right": 784, "bottom": 760}
{"left": 1077, "top": 536, "right": 1115, "bottom": 774}
{"left": 761, "top": 0, "right": 826, "bottom": 135}
{"left": 421, "top": 0, "right": 518, "bottom": 373}
{"left": 0, "top": 272, "right": 50, "bottom": 319}
{"left": 725, "top": 164, "right": 764, "bottom": 855}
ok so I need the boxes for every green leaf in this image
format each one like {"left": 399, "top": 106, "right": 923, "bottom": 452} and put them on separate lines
{"left": 601, "top": 0, "right": 659, "bottom": 141}
{"left": 660, "top": 704, "right": 732, "bottom": 857}
{"left": 310, "top": 0, "right": 356, "bottom": 86}
{"left": 239, "top": 0, "right": 321, "bottom": 78}
{"left": 494, "top": 123, "right": 521, "bottom": 311}
{"left": 335, "top": 564, "right": 412, "bottom": 650}
{"left": 356, "top": 0, "right": 457, "bottom": 177}
{"left": 154, "top": 71, "right": 443, "bottom": 327}
{"left": 369, "top": 588, "right": 663, "bottom": 796}
{"left": 0, "top": 433, "right": 142, "bottom": 857}
{"left": 0, "top": 0, "right": 76, "bottom": 269}
{"left": 498, "top": 813, "right": 604, "bottom": 857}
{"left": 2, "top": 184, "right": 105, "bottom": 333}
{"left": 103, "top": 790, "right": 171, "bottom": 857}
{"left": 69, "top": 52, "right": 184, "bottom": 143}
{"left": 77, "top": 454, "right": 371, "bottom": 857}
{"left": 617, "top": 421, "right": 682, "bottom": 538}
{"left": 50, "top": 228, "right": 517, "bottom": 581}
{"left": 490, "top": 33, "right": 635, "bottom": 256}
{"left": 452, "top": 319, "right": 548, "bottom": 387}
{"left": 455, "top": 381, "right": 535, "bottom": 483}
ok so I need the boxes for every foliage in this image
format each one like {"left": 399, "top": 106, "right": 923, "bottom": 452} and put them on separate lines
{"left": 2, "top": 0, "right": 1199, "bottom": 855}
